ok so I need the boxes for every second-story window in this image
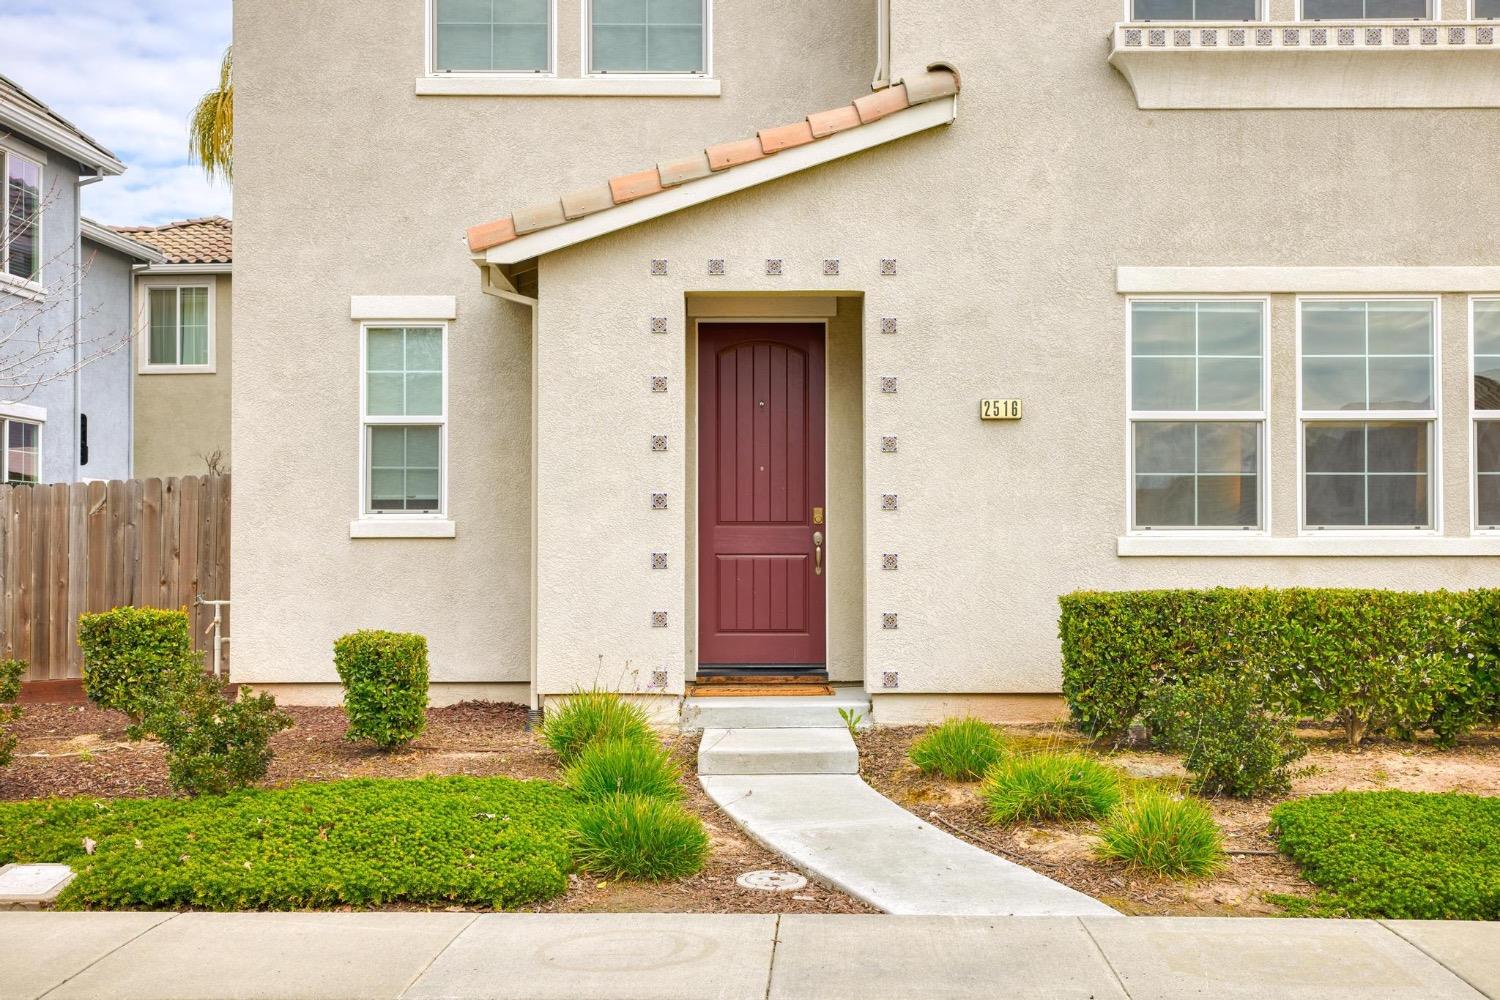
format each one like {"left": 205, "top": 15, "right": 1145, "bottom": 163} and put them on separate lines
{"left": 2, "top": 149, "right": 42, "bottom": 284}
{"left": 1300, "top": 0, "right": 1429, "bottom": 19}
{"left": 1132, "top": 0, "right": 1258, "bottom": 19}
{"left": 433, "top": 0, "right": 551, "bottom": 74}
{"left": 589, "top": 0, "right": 706, "bottom": 74}
{"left": 145, "top": 285, "right": 213, "bottom": 371}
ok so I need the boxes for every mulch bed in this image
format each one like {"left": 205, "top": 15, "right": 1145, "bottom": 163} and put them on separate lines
{"left": 1, "top": 701, "right": 871, "bottom": 914}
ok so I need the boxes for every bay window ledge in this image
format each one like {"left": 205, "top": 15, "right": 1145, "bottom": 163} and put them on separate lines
{"left": 415, "top": 76, "right": 721, "bottom": 98}
{"left": 1109, "top": 21, "right": 1500, "bottom": 109}
{"left": 350, "top": 518, "right": 456, "bottom": 539}
{"left": 1118, "top": 534, "right": 1500, "bottom": 557}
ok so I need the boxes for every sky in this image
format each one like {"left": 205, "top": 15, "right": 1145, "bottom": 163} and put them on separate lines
{"left": 0, "top": 0, "right": 233, "bottom": 226}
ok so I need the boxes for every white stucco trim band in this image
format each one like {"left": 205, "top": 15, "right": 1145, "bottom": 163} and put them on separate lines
{"left": 1118, "top": 266, "right": 1500, "bottom": 293}
{"left": 417, "top": 76, "right": 721, "bottom": 97}
{"left": 481, "top": 95, "right": 959, "bottom": 267}
{"left": 350, "top": 295, "right": 458, "bottom": 320}
{"left": 1118, "top": 535, "right": 1500, "bottom": 557}
{"left": 349, "top": 518, "right": 457, "bottom": 538}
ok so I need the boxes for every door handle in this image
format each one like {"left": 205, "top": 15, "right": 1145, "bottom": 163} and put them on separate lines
{"left": 813, "top": 531, "right": 824, "bottom": 576}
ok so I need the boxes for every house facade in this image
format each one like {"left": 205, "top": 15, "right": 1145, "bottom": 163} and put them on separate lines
{"left": 234, "top": 0, "right": 1500, "bottom": 719}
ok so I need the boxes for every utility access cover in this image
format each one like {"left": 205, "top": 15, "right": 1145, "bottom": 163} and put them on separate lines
{"left": 736, "top": 870, "right": 808, "bottom": 892}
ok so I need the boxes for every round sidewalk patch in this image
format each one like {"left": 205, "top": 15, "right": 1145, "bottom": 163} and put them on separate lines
{"left": 736, "top": 870, "right": 808, "bottom": 892}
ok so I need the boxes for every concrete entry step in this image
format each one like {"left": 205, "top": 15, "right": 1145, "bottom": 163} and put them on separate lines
{"left": 698, "top": 728, "right": 859, "bottom": 775}
{"left": 682, "top": 686, "right": 870, "bottom": 731}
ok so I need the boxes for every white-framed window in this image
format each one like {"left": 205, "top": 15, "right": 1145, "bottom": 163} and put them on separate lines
{"left": 1479, "top": 0, "right": 1500, "bottom": 19}
{"left": 586, "top": 0, "right": 709, "bottom": 75}
{"left": 430, "top": 0, "right": 554, "bottom": 74}
{"left": 360, "top": 324, "right": 447, "bottom": 516}
{"left": 1128, "top": 299, "right": 1267, "bottom": 531}
{"left": 1130, "top": 0, "right": 1260, "bottom": 20}
{"left": 1, "top": 148, "right": 42, "bottom": 285}
{"left": 1300, "top": 0, "right": 1429, "bottom": 18}
{"left": 141, "top": 284, "right": 214, "bottom": 373}
{"left": 2, "top": 417, "right": 40, "bottom": 484}
{"left": 1298, "top": 298, "right": 1438, "bottom": 531}
{"left": 1472, "top": 298, "right": 1500, "bottom": 531}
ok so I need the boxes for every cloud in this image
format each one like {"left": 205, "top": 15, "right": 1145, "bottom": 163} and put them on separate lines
{"left": 0, "top": 0, "right": 233, "bottom": 226}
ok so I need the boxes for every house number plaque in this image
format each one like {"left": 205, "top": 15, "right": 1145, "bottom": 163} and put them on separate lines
{"left": 980, "top": 399, "right": 1022, "bottom": 421}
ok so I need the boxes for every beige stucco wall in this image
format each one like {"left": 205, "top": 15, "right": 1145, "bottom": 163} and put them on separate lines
{"left": 134, "top": 273, "right": 233, "bottom": 479}
{"left": 236, "top": 0, "right": 1500, "bottom": 704}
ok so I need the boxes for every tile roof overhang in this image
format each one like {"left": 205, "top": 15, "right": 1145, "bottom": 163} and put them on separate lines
{"left": 110, "top": 217, "right": 233, "bottom": 266}
{"left": 0, "top": 73, "right": 124, "bottom": 175}
{"left": 468, "top": 67, "right": 960, "bottom": 275}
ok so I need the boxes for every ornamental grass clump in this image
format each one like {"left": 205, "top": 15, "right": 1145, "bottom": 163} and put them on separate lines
{"left": 541, "top": 690, "right": 655, "bottom": 764}
{"left": 571, "top": 793, "right": 710, "bottom": 881}
{"left": 983, "top": 751, "right": 1122, "bottom": 823}
{"left": 1097, "top": 790, "right": 1225, "bottom": 878}
{"left": 333, "top": 630, "right": 430, "bottom": 750}
{"left": 908, "top": 717, "right": 1006, "bottom": 781}
{"left": 563, "top": 738, "right": 683, "bottom": 802}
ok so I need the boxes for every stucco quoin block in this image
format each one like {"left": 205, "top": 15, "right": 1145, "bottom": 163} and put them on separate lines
{"left": 706, "top": 137, "right": 768, "bottom": 171}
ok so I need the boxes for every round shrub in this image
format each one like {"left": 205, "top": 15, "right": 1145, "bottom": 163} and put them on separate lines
{"left": 563, "top": 738, "right": 682, "bottom": 802}
{"left": 909, "top": 717, "right": 1006, "bottom": 781}
{"left": 1143, "top": 673, "right": 1306, "bottom": 798}
{"left": 541, "top": 690, "right": 654, "bottom": 764}
{"left": 136, "top": 674, "right": 293, "bottom": 796}
{"left": 1097, "top": 790, "right": 1225, "bottom": 878}
{"left": 333, "top": 630, "right": 429, "bottom": 750}
{"left": 983, "top": 751, "right": 1122, "bottom": 824}
{"left": 571, "top": 794, "right": 709, "bottom": 881}
{"left": 78, "top": 607, "right": 202, "bottom": 722}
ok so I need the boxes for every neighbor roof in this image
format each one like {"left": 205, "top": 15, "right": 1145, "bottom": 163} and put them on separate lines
{"left": 466, "top": 67, "right": 961, "bottom": 261}
{"left": 81, "top": 218, "right": 166, "bottom": 264}
{"left": 112, "top": 217, "right": 233, "bottom": 265}
{"left": 0, "top": 73, "right": 124, "bottom": 174}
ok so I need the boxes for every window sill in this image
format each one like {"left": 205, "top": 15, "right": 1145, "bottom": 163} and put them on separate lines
{"left": 0, "top": 273, "right": 46, "bottom": 302}
{"left": 349, "top": 518, "right": 456, "bottom": 539}
{"left": 139, "top": 365, "right": 216, "bottom": 376}
{"left": 1118, "top": 534, "right": 1500, "bottom": 557}
{"left": 415, "top": 75, "right": 721, "bottom": 97}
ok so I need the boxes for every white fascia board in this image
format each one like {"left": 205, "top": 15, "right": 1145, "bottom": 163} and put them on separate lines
{"left": 0, "top": 103, "right": 124, "bottom": 175}
{"left": 1119, "top": 266, "right": 1500, "bottom": 294}
{"left": 417, "top": 75, "right": 721, "bottom": 97}
{"left": 484, "top": 96, "right": 959, "bottom": 267}
{"left": 0, "top": 401, "right": 46, "bottom": 423}
{"left": 350, "top": 295, "right": 458, "bottom": 321}
{"left": 1118, "top": 535, "right": 1500, "bottom": 557}
{"left": 81, "top": 220, "right": 166, "bottom": 264}
{"left": 141, "top": 263, "right": 232, "bottom": 275}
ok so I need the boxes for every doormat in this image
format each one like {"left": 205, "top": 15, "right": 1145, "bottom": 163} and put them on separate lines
{"left": 689, "top": 684, "right": 834, "bottom": 698}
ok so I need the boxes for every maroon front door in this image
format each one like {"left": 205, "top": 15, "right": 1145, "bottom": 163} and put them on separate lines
{"left": 698, "top": 323, "right": 826, "bottom": 669}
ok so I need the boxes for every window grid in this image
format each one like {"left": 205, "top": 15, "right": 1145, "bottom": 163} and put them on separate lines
{"left": 3, "top": 418, "right": 40, "bottom": 484}
{"left": 2, "top": 149, "right": 43, "bottom": 284}
{"left": 1300, "top": 0, "right": 1431, "bottom": 18}
{"left": 588, "top": 0, "right": 708, "bottom": 75}
{"left": 1131, "top": 0, "right": 1260, "bottom": 20}
{"left": 361, "top": 325, "right": 447, "bottom": 518}
{"left": 1473, "top": 298, "right": 1500, "bottom": 531}
{"left": 432, "top": 0, "right": 552, "bottom": 74}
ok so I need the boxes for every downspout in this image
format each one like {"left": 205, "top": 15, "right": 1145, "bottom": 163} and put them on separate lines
{"left": 74, "top": 170, "right": 104, "bottom": 482}
{"left": 872, "top": 0, "right": 892, "bottom": 89}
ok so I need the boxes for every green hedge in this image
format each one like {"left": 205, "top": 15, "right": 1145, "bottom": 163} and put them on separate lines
{"left": 1059, "top": 588, "right": 1500, "bottom": 746}
{"left": 333, "top": 631, "right": 430, "bottom": 749}
{"left": 77, "top": 607, "right": 203, "bottom": 722}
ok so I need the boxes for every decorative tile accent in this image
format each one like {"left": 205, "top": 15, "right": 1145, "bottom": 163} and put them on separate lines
{"left": 1421, "top": 26, "right": 1438, "bottom": 45}
{"left": 651, "top": 376, "right": 668, "bottom": 393}
{"left": 651, "top": 611, "right": 668, "bottom": 628}
{"left": 879, "top": 258, "right": 898, "bottom": 276}
{"left": 880, "top": 376, "right": 898, "bottom": 394}
{"left": 882, "top": 613, "right": 899, "bottom": 630}
{"left": 707, "top": 258, "right": 726, "bottom": 276}
{"left": 649, "top": 670, "right": 668, "bottom": 690}
{"left": 881, "top": 435, "right": 898, "bottom": 453}
{"left": 880, "top": 317, "right": 898, "bottom": 336}
{"left": 1124, "top": 27, "right": 1142, "bottom": 46}
{"left": 1338, "top": 27, "right": 1356, "bottom": 45}
{"left": 1255, "top": 27, "right": 1273, "bottom": 46}
{"left": 1365, "top": 27, "right": 1382, "bottom": 45}
{"left": 1149, "top": 28, "right": 1167, "bottom": 46}
{"left": 765, "top": 258, "right": 784, "bottom": 276}
{"left": 650, "top": 316, "right": 668, "bottom": 334}
{"left": 1228, "top": 27, "right": 1246, "bottom": 46}
{"left": 650, "top": 259, "right": 668, "bottom": 276}
{"left": 881, "top": 494, "right": 899, "bottom": 511}
{"left": 1282, "top": 27, "right": 1300, "bottom": 45}
{"left": 651, "top": 492, "right": 668, "bottom": 510}
{"left": 1200, "top": 28, "right": 1217, "bottom": 46}
{"left": 652, "top": 552, "right": 668, "bottom": 570}
{"left": 1310, "top": 27, "right": 1327, "bottom": 45}
{"left": 882, "top": 671, "right": 899, "bottom": 690}
{"left": 1173, "top": 28, "right": 1191, "bottom": 46}
{"left": 1480, "top": 25, "right": 1495, "bottom": 44}
{"left": 1449, "top": 25, "right": 1466, "bottom": 44}
{"left": 651, "top": 434, "right": 668, "bottom": 453}
{"left": 823, "top": 258, "right": 841, "bottom": 276}
{"left": 882, "top": 553, "right": 899, "bottom": 571}
{"left": 1394, "top": 26, "right": 1410, "bottom": 45}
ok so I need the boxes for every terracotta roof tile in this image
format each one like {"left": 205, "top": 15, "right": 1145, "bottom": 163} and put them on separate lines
{"left": 110, "top": 216, "right": 232, "bottom": 264}
{"left": 465, "top": 68, "right": 961, "bottom": 255}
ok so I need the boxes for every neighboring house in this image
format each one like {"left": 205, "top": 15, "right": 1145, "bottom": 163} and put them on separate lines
{"left": 0, "top": 74, "right": 153, "bottom": 485}
{"left": 111, "top": 217, "right": 233, "bottom": 478}
{"left": 233, "top": 1, "right": 1500, "bottom": 718}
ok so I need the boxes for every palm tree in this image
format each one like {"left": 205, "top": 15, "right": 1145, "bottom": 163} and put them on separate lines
{"left": 189, "top": 47, "right": 233, "bottom": 183}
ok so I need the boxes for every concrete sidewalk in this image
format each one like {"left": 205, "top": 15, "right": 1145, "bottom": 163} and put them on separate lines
{"left": 5, "top": 912, "right": 1497, "bottom": 1000}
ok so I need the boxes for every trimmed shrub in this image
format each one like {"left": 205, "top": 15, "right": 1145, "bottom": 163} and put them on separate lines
{"left": 563, "top": 738, "right": 683, "bottom": 802}
{"left": 1143, "top": 673, "right": 1306, "bottom": 798}
{"left": 571, "top": 794, "right": 709, "bottom": 881}
{"left": 77, "top": 607, "right": 201, "bottom": 722}
{"left": 0, "top": 658, "right": 24, "bottom": 768}
{"left": 982, "top": 751, "right": 1122, "bottom": 824}
{"left": 908, "top": 718, "right": 1006, "bottom": 781}
{"left": 541, "top": 690, "right": 655, "bottom": 764}
{"left": 1097, "top": 790, "right": 1225, "bottom": 878}
{"left": 1059, "top": 588, "right": 1500, "bottom": 747}
{"left": 333, "top": 630, "right": 429, "bottom": 750}
{"left": 134, "top": 674, "right": 293, "bottom": 796}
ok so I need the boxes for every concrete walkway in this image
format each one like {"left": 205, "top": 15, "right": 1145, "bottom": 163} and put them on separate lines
{"left": 5, "top": 912, "right": 1497, "bottom": 999}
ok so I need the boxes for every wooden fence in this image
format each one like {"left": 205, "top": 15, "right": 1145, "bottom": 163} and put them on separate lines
{"left": 0, "top": 475, "right": 230, "bottom": 682}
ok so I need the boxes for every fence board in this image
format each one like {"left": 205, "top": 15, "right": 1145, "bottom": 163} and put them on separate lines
{"left": 0, "top": 476, "right": 231, "bottom": 682}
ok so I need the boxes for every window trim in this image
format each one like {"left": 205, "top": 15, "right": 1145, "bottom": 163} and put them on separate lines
{"left": 357, "top": 320, "right": 450, "bottom": 521}
{"left": 425, "top": 0, "right": 559, "bottom": 77}
{"left": 138, "top": 281, "right": 217, "bottom": 375}
{"left": 0, "top": 146, "right": 45, "bottom": 291}
{"left": 1124, "top": 295, "right": 1272, "bottom": 536}
{"left": 1469, "top": 295, "right": 1500, "bottom": 533}
{"left": 582, "top": 0, "right": 713, "bottom": 79}
{"left": 2, "top": 416, "right": 43, "bottom": 485}
{"left": 1295, "top": 295, "right": 1443, "bottom": 535}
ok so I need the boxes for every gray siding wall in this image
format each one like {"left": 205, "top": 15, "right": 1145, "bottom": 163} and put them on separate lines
{"left": 77, "top": 238, "right": 134, "bottom": 481}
